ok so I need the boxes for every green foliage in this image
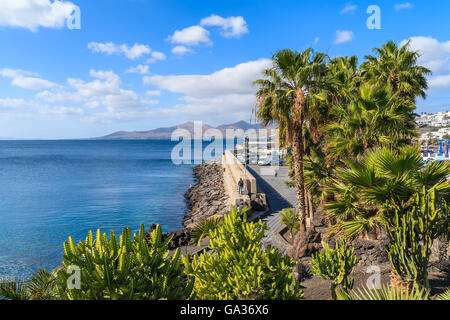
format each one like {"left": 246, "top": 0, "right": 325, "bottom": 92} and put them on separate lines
{"left": 191, "top": 216, "right": 224, "bottom": 246}
{"left": 361, "top": 40, "right": 431, "bottom": 102}
{"left": 327, "top": 146, "right": 450, "bottom": 239}
{"left": 310, "top": 239, "right": 357, "bottom": 300}
{"left": 336, "top": 284, "right": 430, "bottom": 300}
{"left": 387, "top": 190, "right": 449, "bottom": 288}
{"left": 279, "top": 208, "right": 299, "bottom": 240}
{"left": 55, "top": 224, "right": 193, "bottom": 300}
{"left": 182, "top": 207, "right": 303, "bottom": 300}
{"left": 0, "top": 269, "right": 57, "bottom": 300}
{"left": 325, "top": 85, "right": 418, "bottom": 160}
{"left": 435, "top": 289, "right": 450, "bottom": 300}
{"left": 327, "top": 146, "right": 449, "bottom": 288}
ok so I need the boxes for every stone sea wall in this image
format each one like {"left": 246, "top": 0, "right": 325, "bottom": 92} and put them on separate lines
{"left": 145, "top": 160, "right": 230, "bottom": 250}
{"left": 183, "top": 160, "right": 230, "bottom": 228}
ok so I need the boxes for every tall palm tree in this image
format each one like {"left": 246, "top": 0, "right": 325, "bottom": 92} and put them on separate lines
{"left": 361, "top": 40, "right": 432, "bottom": 102}
{"left": 301, "top": 56, "right": 362, "bottom": 206}
{"left": 254, "top": 48, "right": 327, "bottom": 232}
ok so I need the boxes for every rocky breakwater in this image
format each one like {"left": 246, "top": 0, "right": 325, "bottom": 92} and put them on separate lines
{"left": 144, "top": 160, "right": 229, "bottom": 252}
{"left": 183, "top": 160, "right": 230, "bottom": 228}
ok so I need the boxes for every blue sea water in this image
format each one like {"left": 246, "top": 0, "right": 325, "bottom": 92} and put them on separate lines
{"left": 0, "top": 140, "right": 220, "bottom": 280}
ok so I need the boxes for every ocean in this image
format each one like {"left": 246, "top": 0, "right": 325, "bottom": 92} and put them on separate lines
{"left": 0, "top": 140, "right": 221, "bottom": 280}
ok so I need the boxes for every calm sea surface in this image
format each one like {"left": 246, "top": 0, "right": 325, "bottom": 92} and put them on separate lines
{"left": 0, "top": 140, "right": 219, "bottom": 279}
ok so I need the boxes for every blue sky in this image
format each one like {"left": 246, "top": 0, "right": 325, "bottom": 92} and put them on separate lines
{"left": 0, "top": 0, "right": 449, "bottom": 139}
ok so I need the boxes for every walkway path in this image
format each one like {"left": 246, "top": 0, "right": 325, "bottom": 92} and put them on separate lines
{"left": 247, "top": 165, "right": 297, "bottom": 245}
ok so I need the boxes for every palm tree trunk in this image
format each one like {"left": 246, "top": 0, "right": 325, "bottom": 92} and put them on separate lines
{"left": 308, "top": 191, "right": 314, "bottom": 222}
{"left": 292, "top": 122, "right": 307, "bottom": 232}
{"left": 292, "top": 89, "right": 307, "bottom": 231}
{"left": 304, "top": 188, "right": 310, "bottom": 228}
{"left": 288, "top": 89, "right": 309, "bottom": 259}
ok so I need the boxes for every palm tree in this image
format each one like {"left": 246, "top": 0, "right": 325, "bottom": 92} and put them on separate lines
{"left": 326, "top": 56, "right": 361, "bottom": 106}
{"left": 325, "top": 85, "right": 418, "bottom": 161}
{"left": 326, "top": 146, "right": 449, "bottom": 238}
{"left": 361, "top": 40, "right": 432, "bottom": 102}
{"left": 0, "top": 269, "right": 57, "bottom": 300}
{"left": 301, "top": 56, "right": 362, "bottom": 207}
{"left": 254, "top": 48, "right": 328, "bottom": 232}
{"left": 326, "top": 146, "right": 449, "bottom": 288}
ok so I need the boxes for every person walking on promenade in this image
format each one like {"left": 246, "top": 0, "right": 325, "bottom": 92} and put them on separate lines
{"left": 238, "top": 178, "right": 244, "bottom": 195}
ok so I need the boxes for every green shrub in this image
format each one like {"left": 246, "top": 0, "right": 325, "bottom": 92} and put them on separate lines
{"left": 55, "top": 224, "right": 193, "bottom": 300}
{"left": 182, "top": 207, "right": 303, "bottom": 300}
{"left": 310, "top": 239, "right": 357, "bottom": 300}
{"left": 280, "top": 208, "right": 299, "bottom": 240}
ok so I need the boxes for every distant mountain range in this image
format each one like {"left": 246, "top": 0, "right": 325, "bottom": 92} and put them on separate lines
{"left": 93, "top": 121, "right": 267, "bottom": 140}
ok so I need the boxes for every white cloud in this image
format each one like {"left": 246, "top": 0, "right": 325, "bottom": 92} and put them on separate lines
{"left": 120, "top": 44, "right": 151, "bottom": 60}
{"left": 35, "top": 88, "right": 83, "bottom": 103}
{"left": 167, "top": 25, "right": 212, "bottom": 46}
{"left": 429, "top": 75, "right": 450, "bottom": 89}
{"left": 340, "top": 3, "right": 357, "bottom": 14}
{"left": 146, "top": 90, "right": 161, "bottom": 96}
{"left": 200, "top": 14, "right": 248, "bottom": 38}
{"left": 142, "top": 58, "right": 271, "bottom": 123}
{"left": 147, "top": 51, "right": 166, "bottom": 63}
{"left": 395, "top": 3, "right": 414, "bottom": 11}
{"left": 39, "top": 106, "right": 84, "bottom": 116}
{"left": 144, "top": 58, "right": 271, "bottom": 97}
{"left": 401, "top": 36, "right": 450, "bottom": 74}
{"left": 401, "top": 36, "right": 450, "bottom": 91}
{"left": 0, "top": 97, "right": 35, "bottom": 109}
{"left": 171, "top": 45, "right": 193, "bottom": 55}
{"left": 334, "top": 30, "right": 354, "bottom": 44}
{"left": 0, "top": 67, "right": 161, "bottom": 123}
{"left": 67, "top": 70, "right": 121, "bottom": 97}
{"left": 87, "top": 42, "right": 117, "bottom": 55}
{"left": 0, "top": 68, "right": 56, "bottom": 90}
{"left": 32, "top": 69, "right": 159, "bottom": 122}
{"left": 126, "top": 64, "right": 150, "bottom": 75}
{"left": 87, "top": 42, "right": 162, "bottom": 60}
{"left": 0, "top": 0, "right": 77, "bottom": 31}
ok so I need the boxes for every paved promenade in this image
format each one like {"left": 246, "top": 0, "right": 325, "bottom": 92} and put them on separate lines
{"left": 247, "top": 165, "right": 297, "bottom": 244}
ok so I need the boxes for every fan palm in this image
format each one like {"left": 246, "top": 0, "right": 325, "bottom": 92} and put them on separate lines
{"left": 336, "top": 284, "right": 431, "bottom": 300}
{"left": 0, "top": 269, "right": 57, "bottom": 300}
{"left": 361, "top": 40, "right": 432, "bottom": 102}
{"left": 254, "top": 48, "right": 328, "bottom": 232}
{"left": 191, "top": 216, "right": 224, "bottom": 246}
{"left": 325, "top": 85, "right": 418, "bottom": 161}
{"left": 326, "top": 55, "right": 361, "bottom": 105}
{"left": 326, "top": 146, "right": 450, "bottom": 238}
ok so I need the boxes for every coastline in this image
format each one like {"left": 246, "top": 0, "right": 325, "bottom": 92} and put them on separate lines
{"left": 145, "top": 159, "right": 230, "bottom": 250}
{"left": 183, "top": 159, "right": 230, "bottom": 228}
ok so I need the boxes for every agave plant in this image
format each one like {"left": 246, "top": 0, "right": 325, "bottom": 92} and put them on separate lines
{"left": 336, "top": 284, "right": 430, "bottom": 300}
{"left": 0, "top": 269, "right": 58, "bottom": 300}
